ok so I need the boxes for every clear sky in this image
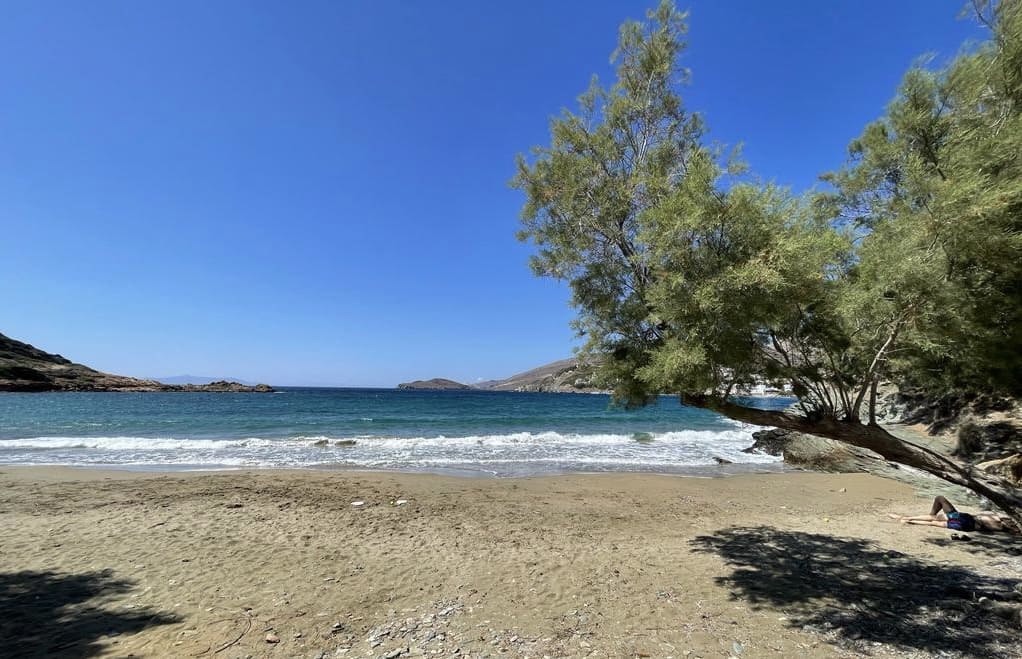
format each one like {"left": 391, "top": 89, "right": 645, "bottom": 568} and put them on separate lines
{"left": 0, "top": 1, "right": 987, "bottom": 387}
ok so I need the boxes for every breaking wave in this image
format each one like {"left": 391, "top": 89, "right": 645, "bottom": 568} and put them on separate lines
{"left": 0, "top": 428, "right": 780, "bottom": 474}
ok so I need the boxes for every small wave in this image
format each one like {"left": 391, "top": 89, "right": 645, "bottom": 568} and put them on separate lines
{"left": 0, "top": 436, "right": 279, "bottom": 451}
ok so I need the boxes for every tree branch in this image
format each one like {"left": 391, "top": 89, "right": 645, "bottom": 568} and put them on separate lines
{"left": 682, "top": 393, "right": 1022, "bottom": 522}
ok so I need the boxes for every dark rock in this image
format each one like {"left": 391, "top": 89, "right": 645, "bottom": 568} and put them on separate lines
{"left": 744, "top": 427, "right": 893, "bottom": 474}
{"left": 0, "top": 331, "right": 274, "bottom": 393}
{"left": 956, "top": 420, "right": 1021, "bottom": 459}
{"left": 714, "top": 457, "right": 733, "bottom": 465}
{"left": 335, "top": 440, "right": 357, "bottom": 447}
{"left": 742, "top": 428, "right": 793, "bottom": 456}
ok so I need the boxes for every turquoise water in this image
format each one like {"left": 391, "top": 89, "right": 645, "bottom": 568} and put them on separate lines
{"left": 0, "top": 388, "right": 793, "bottom": 475}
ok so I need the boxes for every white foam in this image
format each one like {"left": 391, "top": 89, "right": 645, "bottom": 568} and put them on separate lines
{"left": 0, "top": 428, "right": 780, "bottom": 472}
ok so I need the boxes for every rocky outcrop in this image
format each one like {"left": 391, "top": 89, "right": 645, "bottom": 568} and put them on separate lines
{"left": 0, "top": 332, "right": 273, "bottom": 393}
{"left": 397, "top": 378, "right": 470, "bottom": 391}
{"left": 871, "top": 384, "right": 1022, "bottom": 486}
{"left": 174, "top": 380, "right": 274, "bottom": 393}
{"left": 741, "top": 428, "right": 791, "bottom": 457}
{"left": 744, "top": 427, "right": 904, "bottom": 476}
{"left": 977, "top": 454, "right": 1022, "bottom": 488}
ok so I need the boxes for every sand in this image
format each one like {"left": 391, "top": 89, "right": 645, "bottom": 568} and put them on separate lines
{"left": 1, "top": 467, "right": 1019, "bottom": 659}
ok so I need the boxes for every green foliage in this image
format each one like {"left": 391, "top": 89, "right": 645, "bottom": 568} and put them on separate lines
{"left": 824, "top": 0, "right": 1022, "bottom": 397}
{"left": 514, "top": 0, "right": 1022, "bottom": 417}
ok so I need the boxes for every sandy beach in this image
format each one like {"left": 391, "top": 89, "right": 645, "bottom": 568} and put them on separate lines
{"left": 1, "top": 468, "right": 1019, "bottom": 659}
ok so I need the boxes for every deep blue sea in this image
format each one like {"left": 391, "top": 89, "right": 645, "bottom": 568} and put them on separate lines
{"left": 0, "top": 388, "right": 793, "bottom": 476}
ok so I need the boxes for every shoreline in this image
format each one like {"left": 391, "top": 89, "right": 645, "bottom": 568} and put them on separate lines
{"left": 0, "top": 459, "right": 792, "bottom": 479}
{"left": 3, "top": 466, "right": 1018, "bottom": 658}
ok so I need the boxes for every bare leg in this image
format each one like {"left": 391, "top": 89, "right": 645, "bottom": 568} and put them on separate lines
{"left": 930, "top": 496, "right": 957, "bottom": 516}
{"left": 904, "top": 519, "right": 948, "bottom": 528}
{"left": 887, "top": 513, "right": 941, "bottom": 525}
{"left": 889, "top": 513, "right": 939, "bottom": 522}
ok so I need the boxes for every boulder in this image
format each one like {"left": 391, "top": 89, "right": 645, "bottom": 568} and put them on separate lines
{"left": 744, "top": 428, "right": 891, "bottom": 474}
{"left": 742, "top": 428, "right": 792, "bottom": 457}
{"left": 977, "top": 454, "right": 1022, "bottom": 487}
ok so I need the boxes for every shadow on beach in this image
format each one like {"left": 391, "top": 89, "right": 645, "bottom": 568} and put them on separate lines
{"left": 690, "top": 526, "right": 1021, "bottom": 658}
{"left": 921, "top": 533, "right": 1022, "bottom": 559}
{"left": 0, "top": 569, "right": 178, "bottom": 658}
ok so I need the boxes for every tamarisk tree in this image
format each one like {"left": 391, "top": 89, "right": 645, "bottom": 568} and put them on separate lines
{"left": 512, "top": 1, "right": 1022, "bottom": 519}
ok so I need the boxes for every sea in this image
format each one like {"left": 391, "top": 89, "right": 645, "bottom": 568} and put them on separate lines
{"left": 0, "top": 388, "right": 794, "bottom": 476}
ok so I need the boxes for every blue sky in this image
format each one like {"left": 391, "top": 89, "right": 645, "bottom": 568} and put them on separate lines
{"left": 0, "top": 1, "right": 986, "bottom": 386}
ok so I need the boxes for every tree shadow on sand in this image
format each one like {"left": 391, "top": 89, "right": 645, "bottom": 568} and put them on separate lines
{"left": 690, "top": 526, "right": 1021, "bottom": 658}
{"left": 921, "top": 533, "right": 1022, "bottom": 560}
{"left": 0, "top": 569, "right": 179, "bottom": 658}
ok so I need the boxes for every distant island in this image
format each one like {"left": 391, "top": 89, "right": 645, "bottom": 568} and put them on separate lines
{"left": 397, "top": 378, "right": 471, "bottom": 391}
{"left": 411, "top": 358, "right": 790, "bottom": 396}
{"left": 401, "top": 359, "right": 601, "bottom": 393}
{"left": 0, "top": 332, "right": 273, "bottom": 393}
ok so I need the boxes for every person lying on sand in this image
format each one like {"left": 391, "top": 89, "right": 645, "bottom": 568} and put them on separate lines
{"left": 888, "top": 496, "right": 1020, "bottom": 534}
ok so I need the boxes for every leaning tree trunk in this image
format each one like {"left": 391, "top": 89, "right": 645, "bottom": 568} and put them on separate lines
{"left": 685, "top": 395, "right": 1022, "bottom": 525}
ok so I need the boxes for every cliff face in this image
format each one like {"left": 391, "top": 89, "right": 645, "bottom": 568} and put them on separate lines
{"left": 0, "top": 332, "right": 272, "bottom": 393}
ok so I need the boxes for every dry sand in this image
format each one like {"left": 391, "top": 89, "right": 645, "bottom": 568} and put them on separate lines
{"left": 1, "top": 467, "right": 1019, "bottom": 659}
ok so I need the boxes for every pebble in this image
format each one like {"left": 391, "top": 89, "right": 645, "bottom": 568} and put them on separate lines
{"left": 352, "top": 501, "right": 365, "bottom": 507}
{"left": 265, "top": 633, "right": 280, "bottom": 644}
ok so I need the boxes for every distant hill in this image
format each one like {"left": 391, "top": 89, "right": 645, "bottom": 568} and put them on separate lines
{"left": 397, "top": 378, "right": 471, "bottom": 391}
{"left": 475, "top": 358, "right": 601, "bottom": 393}
{"left": 400, "top": 359, "right": 602, "bottom": 394}
{"left": 0, "top": 332, "right": 273, "bottom": 393}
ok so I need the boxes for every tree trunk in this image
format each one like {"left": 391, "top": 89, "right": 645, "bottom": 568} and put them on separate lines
{"left": 685, "top": 394, "right": 1022, "bottom": 524}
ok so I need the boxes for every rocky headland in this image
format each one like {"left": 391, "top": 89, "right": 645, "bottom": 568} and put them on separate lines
{"left": 0, "top": 332, "right": 273, "bottom": 393}
{"left": 474, "top": 358, "right": 601, "bottom": 393}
